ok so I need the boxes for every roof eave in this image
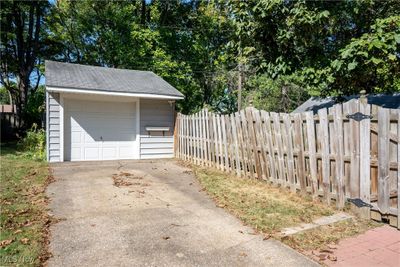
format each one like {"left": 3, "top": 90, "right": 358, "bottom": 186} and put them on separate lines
{"left": 46, "top": 86, "right": 184, "bottom": 100}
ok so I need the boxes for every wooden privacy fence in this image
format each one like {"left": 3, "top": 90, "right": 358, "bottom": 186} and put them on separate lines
{"left": 174, "top": 98, "right": 400, "bottom": 228}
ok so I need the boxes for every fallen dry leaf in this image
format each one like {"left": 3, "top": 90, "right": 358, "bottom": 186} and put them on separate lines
{"left": 263, "top": 234, "right": 271, "bottom": 240}
{"left": 20, "top": 238, "right": 29, "bottom": 244}
{"left": 320, "top": 249, "right": 333, "bottom": 254}
{"left": 327, "top": 255, "right": 337, "bottom": 261}
{"left": 0, "top": 239, "right": 13, "bottom": 248}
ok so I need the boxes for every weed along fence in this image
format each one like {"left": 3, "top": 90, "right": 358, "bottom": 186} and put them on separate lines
{"left": 174, "top": 98, "right": 400, "bottom": 228}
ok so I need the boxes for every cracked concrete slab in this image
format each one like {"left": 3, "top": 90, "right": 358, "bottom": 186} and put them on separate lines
{"left": 47, "top": 159, "right": 319, "bottom": 267}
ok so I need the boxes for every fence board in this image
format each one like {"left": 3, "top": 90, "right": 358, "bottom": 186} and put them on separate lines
{"left": 293, "top": 113, "right": 306, "bottom": 193}
{"left": 284, "top": 114, "right": 296, "bottom": 192}
{"left": 263, "top": 112, "right": 277, "bottom": 182}
{"left": 349, "top": 100, "right": 361, "bottom": 198}
{"left": 334, "top": 104, "right": 346, "bottom": 208}
{"left": 272, "top": 112, "right": 286, "bottom": 185}
{"left": 230, "top": 114, "right": 241, "bottom": 176}
{"left": 221, "top": 115, "right": 229, "bottom": 171}
{"left": 235, "top": 112, "right": 246, "bottom": 177}
{"left": 319, "top": 108, "right": 331, "bottom": 204}
{"left": 306, "top": 111, "right": 319, "bottom": 198}
{"left": 378, "top": 107, "right": 390, "bottom": 214}
{"left": 359, "top": 100, "right": 371, "bottom": 216}
{"left": 247, "top": 108, "right": 262, "bottom": 179}
{"left": 241, "top": 110, "right": 254, "bottom": 178}
{"left": 254, "top": 109, "right": 270, "bottom": 179}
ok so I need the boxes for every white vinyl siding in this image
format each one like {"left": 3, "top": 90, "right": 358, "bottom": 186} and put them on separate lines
{"left": 47, "top": 92, "right": 61, "bottom": 162}
{"left": 140, "top": 99, "right": 175, "bottom": 159}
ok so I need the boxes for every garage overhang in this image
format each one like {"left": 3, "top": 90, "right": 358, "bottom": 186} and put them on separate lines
{"left": 47, "top": 86, "right": 184, "bottom": 100}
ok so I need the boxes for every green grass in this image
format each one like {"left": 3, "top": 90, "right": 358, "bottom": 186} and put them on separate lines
{"left": 0, "top": 143, "right": 52, "bottom": 266}
{"left": 191, "top": 164, "right": 335, "bottom": 233}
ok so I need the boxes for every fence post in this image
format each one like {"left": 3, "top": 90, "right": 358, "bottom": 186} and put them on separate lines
{"left": 359, "top": 92, "right": 371, "bottom": 218}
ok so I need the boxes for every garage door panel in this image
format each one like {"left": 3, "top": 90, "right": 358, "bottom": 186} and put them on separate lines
{"left": 119, "top": 145, "right": 135, "bottom": 158}
{"left": 70, "top": 147, "right": 81, "bottom": 160}
{"left": 71, "top": 132, "right": 82, "bottom": 143}
{"left": 102, "top": 147, "right": 117, "bottom": 160}
{"left": 84, "top": 147, "right": 100, "bottom": 160}
{"left": 84, "top": 133, "right": 98, "bottom": 143}
{"left": 65, "top": 99, "right": 137, "bottom": 161}
{"left": 70, "top": 117, "right": 135, "bottom": 130}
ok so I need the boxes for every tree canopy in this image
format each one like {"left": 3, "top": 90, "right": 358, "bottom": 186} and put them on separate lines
{"left": 1, "top": 0, "right": 399, "bottom": 123}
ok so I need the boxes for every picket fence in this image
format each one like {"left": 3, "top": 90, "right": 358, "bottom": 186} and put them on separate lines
{"left": 174, "top": 98, "right": 400, "bottom": 228}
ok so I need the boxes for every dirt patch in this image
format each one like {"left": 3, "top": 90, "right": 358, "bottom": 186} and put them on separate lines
{"left": 112, "top": 171, "right": 150, "bottom": 187}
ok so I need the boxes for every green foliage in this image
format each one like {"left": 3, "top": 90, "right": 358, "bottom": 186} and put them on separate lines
{"left": 18, "top": 124, "right": 46, "bottom": 161}
{"left": 47, "top": 0, "right": 234, "bottom": 114}
{"left": 245, "top": 73, "right": 309, "bottom": 113}
{"left": 4, "top": 0, "right": 399, "bottom": 119}
{"left": 24, "top": 85, "right": 45, "bottom": 127}
{"left": 0, "top": 86, "right": 10, "bottom": 104}
{"left": 330, "top": 15, "right": 400, "bottom": 95}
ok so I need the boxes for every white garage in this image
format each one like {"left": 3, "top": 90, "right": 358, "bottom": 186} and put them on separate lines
{"left": 45, "top": 61, "right": 184, "bottom": 162}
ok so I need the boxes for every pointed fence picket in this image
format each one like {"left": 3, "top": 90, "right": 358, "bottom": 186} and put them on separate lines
{"left": 174, "top": 100, "right": 400, "bottom": 228}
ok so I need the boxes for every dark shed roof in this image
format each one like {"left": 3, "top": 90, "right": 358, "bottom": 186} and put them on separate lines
{"left": 45, "top": 61, "right": 184, "bottom": 98}
{"left": 292, "top": 93, "right": 400, "bottom": 114}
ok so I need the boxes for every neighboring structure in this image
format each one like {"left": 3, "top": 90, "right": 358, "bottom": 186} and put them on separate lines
{"left": 292, "top": 93, "right": 400, "bottom": 114}
{"left": 45, "top": 61, "right": 184, "bottom": 162}
{"left": 0, "top": 104, "right": 15, "bottom": 113}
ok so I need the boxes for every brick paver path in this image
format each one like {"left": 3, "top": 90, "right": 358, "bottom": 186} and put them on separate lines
{"left": 328, "top": 225, "right": 400, "bottom": 267}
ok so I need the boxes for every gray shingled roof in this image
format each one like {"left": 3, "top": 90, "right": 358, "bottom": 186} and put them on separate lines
{"left": 292, "top": 93, "right": 400, "bottom": 114}
{"left": 45, "top": 61, "right": 184, "bottom": 98}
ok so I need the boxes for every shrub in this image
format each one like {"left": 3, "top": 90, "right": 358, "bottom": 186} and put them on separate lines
{"left": 18, "top": 123, "right": 46, "bottom": 161}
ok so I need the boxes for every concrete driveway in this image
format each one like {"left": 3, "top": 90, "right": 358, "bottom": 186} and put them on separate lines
{"left": 47, "top": 160, "right": 318, "bottom": 267}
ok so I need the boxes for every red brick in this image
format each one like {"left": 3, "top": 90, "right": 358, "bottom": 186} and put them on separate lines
{"left": 338, "top": 254, "right": 381, "bottom": 267}
{"left": 379, "top": 250, "right": 400, "bottom": 267}
{"left": 386, "top": 242, "right": 400, "bottom": 253}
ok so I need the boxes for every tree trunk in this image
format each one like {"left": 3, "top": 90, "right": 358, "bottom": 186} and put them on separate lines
{"left": 141, "top": 0, "right": 146, "bottom": 24}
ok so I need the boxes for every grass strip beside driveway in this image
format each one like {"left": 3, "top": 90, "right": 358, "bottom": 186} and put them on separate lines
{"left": 192, "top": 165, "right": 334, "bottom": 233}
{"left": 191, "top": 164, "right": 380, "bottom": 255}
{"left": 0, "top": 143, "right": 53, "bottom": 266}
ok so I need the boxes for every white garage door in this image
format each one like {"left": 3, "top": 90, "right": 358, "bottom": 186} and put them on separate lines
{"left": 65, "top": 98, "right": 138, "bottom": 161}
